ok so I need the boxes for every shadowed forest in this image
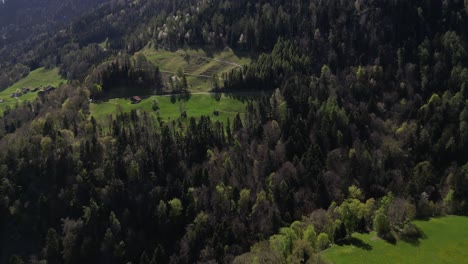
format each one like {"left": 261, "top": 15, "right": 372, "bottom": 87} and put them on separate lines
{"left": 0, "top": 0, "right": 467, "bottom": 263}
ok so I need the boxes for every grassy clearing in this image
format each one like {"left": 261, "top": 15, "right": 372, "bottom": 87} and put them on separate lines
{"left": 138, "top": 47, "right": 250, "bottom": 92}
{"left": 0, "top": 67, "right": 65, "bottom": 113}
{"left": 90, "top": 93, "right": 254, "bottom": 125}
{"left": 322, "top": 215, "right": 468, "bottom": 264}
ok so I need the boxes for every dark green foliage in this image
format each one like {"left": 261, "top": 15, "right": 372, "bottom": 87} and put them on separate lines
{"left": 0, "top": 0, "right": 467, "bottom": 263}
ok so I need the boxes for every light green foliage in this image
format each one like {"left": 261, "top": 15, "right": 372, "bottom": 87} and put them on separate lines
{"left": 380, "top": 192, "right": 394, "bottom": 210}
{"left": 194, "top": 211, "right": 208, "bottom": 227}
{"left": 364, "top": 198, "right": 376, "bottom": 221}
{"left": 280, "top": 227, "right": 299, "bottom": 254}
{"left": 83, "top": 199, "right": 99, "bottom": 225}
{"left": 336, "top": 186, "right": 369, "bottom": 235}
{"left": 288, "top": 239, "right": 314, "bottom": 264}
{"left": 290, "top": 221, "right": 307, "bottom": 238}
{"left": 317, "top": 233, "right": 330, "bottom": 251}
{"left": 321, "top": 65, "right": 331, "bottom": 79}
{"left": 444, "top": 189, "right": 455, "bottom": 214}
{"left": 428, "top": 93, "right": 441, "bottom": 107}
{"left": 90, "top": 83, "right": 103, "bottom": 96}
{"left": 40, "top": 136, "right": 53, "bottom": 154}
{"left": 269, "top": 227, "right": 299, "bottom": 259}
{"left": 168, "top": 198, "right": 183, "bottom": 218}
{"left": 348, "top": 185, "right": 364, "bottom": 201}
{"left": 215, "top": 183, "right": 233, "bottom": 211}
{"left": 233, "top": 241, "right": 282, "bottom": 264}
{"left": 337, "top": 200, "right": 361, "bottom": 235}
{"left": 303, "top": 225, "right": 317, "bottom": 250}
{"left": 192, "top": 211, "right": 209, "bottom": 238}
{"left": 373, "top": 209, "right": 390, "bottom": 237}
{"left": 269, "top": 234, "right": 289, "bottom": 260}
{"left": 356, "top": 66, "right": 366, "bottom": 82}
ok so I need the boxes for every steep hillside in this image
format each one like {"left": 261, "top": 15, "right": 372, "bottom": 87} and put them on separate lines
{"left": 0, "top": 0, "right": 107, "bottom": 90}
{"left": 0, "top": 1, "right": 467, "bottom": 264}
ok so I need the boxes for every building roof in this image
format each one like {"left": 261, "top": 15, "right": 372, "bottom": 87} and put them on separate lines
{"left": 132, "top": 96, "right": 142, "bottom": 101}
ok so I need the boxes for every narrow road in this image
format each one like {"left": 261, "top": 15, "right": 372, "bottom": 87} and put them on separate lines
{"left": 155, "top": 90, "right": 262, "bottom": 97}
{"left": 159, "top": 70, "right": 213, "bottom": 78}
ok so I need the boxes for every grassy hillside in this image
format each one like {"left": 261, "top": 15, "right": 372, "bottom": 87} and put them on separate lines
{"left": 322, "top": 215, "right": 468, "bottom": 264}
{"left": 0, "top": 67, "right": 65, "bottom": 113}
{"left": 139, "top": 47, "right": 251, "bottom": 92}
{"left": 90, "top": 46, "right": 253, "bottom": 126}
{"left": 90, "top": 93, "right": 256, "bottom": 124}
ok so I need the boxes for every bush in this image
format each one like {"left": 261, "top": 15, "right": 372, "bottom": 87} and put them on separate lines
{"left": 303, "top": 225, "right": 317, "bottom": 250}
{"left": 317, "top": 233, "right": 330, "bottom": 251}
{"left": 400, "top": 223, "right": 422, "bottom": 239}
{"left": 373, "top": 209, "right": 390, "bottom": 238}
{"left": 152, "top": 99, "right": 160, "bottom": 111}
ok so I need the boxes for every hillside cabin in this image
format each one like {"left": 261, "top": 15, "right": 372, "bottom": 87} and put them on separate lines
{"left": 39, "top": 86, "right": 56, "bottom": 95}
{"left": 45, "top": 86, "right": 56, "bottom": 92}
{"left": 131, "top": 96, "right": 142, "bottom": 104}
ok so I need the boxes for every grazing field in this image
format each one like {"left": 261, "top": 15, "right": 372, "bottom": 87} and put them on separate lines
{"left": 138, "top": 47, "right": 250, "bottom": 92}
{"left": 90, "top": 93, "right": 256, "bottom": 124}
{"left": 0, "top": 67, "right": 65, "bottom": 113}
{"left": 322, "top": 215, "right": 468, "bottom": 264}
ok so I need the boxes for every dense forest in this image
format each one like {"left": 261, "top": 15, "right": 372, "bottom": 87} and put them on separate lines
{"left": 0, "top": 0, "right": 106, "bottom": 89}
{"left": 1, "top": 0, "right": 468, "bottom": 263}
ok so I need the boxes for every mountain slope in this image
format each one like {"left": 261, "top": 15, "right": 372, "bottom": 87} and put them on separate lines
{"left": 0, "top": 1, "right": 467, "bottom": 264}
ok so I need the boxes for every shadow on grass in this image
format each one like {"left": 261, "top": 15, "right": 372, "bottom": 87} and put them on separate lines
{"left": 399, "top": 225, "right": 427, "bottom": 246}
{"left": 170, "top": 92, "right": 192, "bottom": 104}
{"left": 336, "top": 237, "right": 373, "bottom": 251}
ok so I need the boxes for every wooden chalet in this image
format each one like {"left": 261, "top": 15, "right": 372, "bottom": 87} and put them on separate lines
{"left": 131, "top": 96, "right": 142, "bottom": 104}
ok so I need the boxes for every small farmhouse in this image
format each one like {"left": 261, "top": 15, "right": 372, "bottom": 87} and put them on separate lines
{"left": 45, "top": 86, "right": 56, "bottom": 92}
{"left": 131, "top": 96, "right": 142, "bottom": 104}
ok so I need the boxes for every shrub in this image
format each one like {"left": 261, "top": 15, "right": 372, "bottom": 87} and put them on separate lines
{"left": 317, "top": 233, "right": 330, "bottom": 251}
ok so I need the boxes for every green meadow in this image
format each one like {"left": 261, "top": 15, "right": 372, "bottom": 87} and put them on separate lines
{"left": 90, "top": 93, "right": 255, "bottom": 124}
{"left": 322, "top": 215, "right": 468, "bottom": 264}
{"left": 139, "top": 47, "right": 250, "bottom": 92}
{"left": 90, "top": 47, "right": 252, "bottom": 124}
{"left": 0, "top": 67, "right": 65, "bottom": 113}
